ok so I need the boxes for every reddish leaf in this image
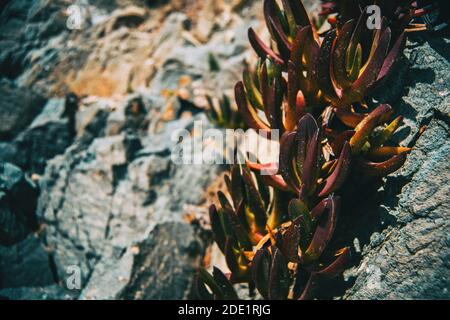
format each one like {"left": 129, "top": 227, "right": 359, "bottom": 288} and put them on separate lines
{"left": 318, "top": 142, "right": 351, "bottom": 197}
{"left": 355, "top": 153, "right": 408, "bottom": 177}
{"left": 334, "top": 107, "right": 365, "bottom": 128}
{"left": 230, "top": 165, "right": 244, "bottom": 209}
{"left": 303, "top": 196, "right": 340, "bottom": 263}
{"left": 246, "top": 161, "right": 279, "bottom": 174}
{"left": 282, "top": 0, "right": 311, "bottom": 28}
{"left": 266, "top": 6, "right": 292, "bottom": 56}
{"left": 279, "top": 131, "right": 301, "bottom": 193}
{"left": 296, "top": 113, "right": 320, "bottom": 178}
{"left": 235, "top": 81, "right": 270, "bottom": 132}
{"left": 269, "top": 248, "right": 291, "bottom": 299}
{"left": 350, "top": 104, "right": 393, "bottom": 153}
{"left": 261, "top": 174, "right": 291, "bottom": 192}
{"left": 241, "top": 167, "right": 267, "bottom": 231}
{"left": 213, "top": 267, "right": 239, "bottom": 299}
{"left": 315, "top": 29, "right": 338, "bottom": 102}
{"left": 248, "top": 28, "right": 285, "bottom": 66}
{"left": 330, "top": 130, "right": 355, "bottom": 156}
{"left": 332, "top": 20, "right": 356, "bottom": 89}
{"left": 376, "top": 32, "right": 406, "bottom": 83}
{"left": 209, "top": 204, "right": 226, "bottom": 253}
{"left": 313, "top": 247, "right": 351, "bottom": 279}
{"left": 367, "top": 146, "right": 411, "bottom": 160}
{"left": 225, "top": 238, "right": 242, "bottom": 277}
{"left": 278, "top": 218, "right": 301, "bottom": 263}
{"left": 347, "top": 27, "right": 391, "bottom": 105}
{"left": 299, "top": 117, "right": 321, "bottom": 199}
{"left": 252, "top": 248, "right": 272, "bottom": 299}
{"left": 298, "top": 274, "right": 319, "bottom": 300}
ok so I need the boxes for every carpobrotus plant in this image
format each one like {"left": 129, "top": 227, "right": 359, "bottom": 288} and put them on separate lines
{"left": 197, "top": 0, "right": 412, "bottom": 300}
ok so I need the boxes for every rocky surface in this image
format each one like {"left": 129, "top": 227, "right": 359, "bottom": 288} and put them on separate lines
{"left": 0, "top": 162, "right": 39, "bottom": 246}
{"left": 0, "top": 79, "right": 47, "bottom": 140}
{"left": 0, "top": 0, "right": 265, "bottom": 299}
{"left": 342, "top": 37, "right": 450, "bottom": 300}
{"left": 0, "top": 0, "right": 448, "bottom": 300}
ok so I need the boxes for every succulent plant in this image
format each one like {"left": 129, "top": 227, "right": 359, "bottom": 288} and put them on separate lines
{"left": 197, "top": 0, "right": 412, "bottom": 300}
{"left": 319, "top": 0, "right": 441, "bottom": 32}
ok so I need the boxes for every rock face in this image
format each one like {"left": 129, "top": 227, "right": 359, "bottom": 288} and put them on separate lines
{"left": 0, "top": 162, "right": 39, "bottom": 246}
{"left": 0, "top": 79, "right": 47, "bottom": 140}
{"left": 0, "top": 162, "right": 55, "bottom": 290}
{"left": 37, "top": 95, "right": 217, "bottom": 298}
{"left": 343, "top": 37, "right": 450, "bottom": 300}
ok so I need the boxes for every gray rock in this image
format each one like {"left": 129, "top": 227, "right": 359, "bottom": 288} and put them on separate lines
{"left": 14, "top": 98, "right": 73, "bottom": 173}
{"left": 37, "top": 97, "right": 219, "bottom": 298}
{"left": 0, "top": 79, "right": 47, "bottom": 140}
{"left": 80, "top": 221, "right": 204, "bottom": 300}
{"left": 0, "top": 97, "right": 78, "bottom": 174}
{"left": 0, "top": 234, "right": 55, "bottom": 289}
{"left": 0, "top": 284, "right": 74, "bottom": 300}
{"left": 343, "top": 38, "right": 450, "bottom": 300}
{"left": 0, "top": 162, "right": 38, "bottom": 246}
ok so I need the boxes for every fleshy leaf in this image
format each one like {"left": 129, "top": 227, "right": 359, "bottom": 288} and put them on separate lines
{"left": 209, "top": 204, "right": 226, "bottom": 253}
{"left": 235, "top": 81, "right": 270, "bottom": 132}
{"left": 194, "top": 274, "right": 214, "bottom": 300}
{"left": 347, "top": 27, "right": 391, "bottom": 105}
{"left": 315, "top": 29, "right": 338, "bottom": 102}
{"left": 334, "top": 107, "right": 365, "bottom": 128}
{"left": 355, "top": 153, "right": 408, "bottom": 177}
{"left": 288, "top": 198, "right": 309, "bottom": 221}
{"left": 376, "top": 32, "right": 407, "bottom": 83}
{"left": 241, "top": 166, "right": 267, "bottom": 232}
{"left": 298, "top": 115, "right": 321, "bottom": 199}
{"left": 248, "top": 28, "right": 285, "bottom": 66}
{"left": 252, "top": 248, "right": 272, "bottom": 299}
{"left": 367, "top": 146, "right": 411, "bottom": 159}
{"left": 279, "top": 131, "right": 301, "bottom": 193}
{"left": 296, "top": 114, "right": 320, "bottom": 179}
{"left": 213, "top": 267, "right": 239, "bottom": 299}
{"left": 332, "top": 20, "right": 356, "bottom": 89}
{"left": 268, "top": 248, "right": 291, "bottom": 299}
{"left": 303, "top": 196, "right": 340, "bottom": 263}
{"left": 318, "top": 142, "right": 351, "bottom": 197}
{"left": 282, "top": 0, "right": 311, "bottom": 28}
{"left": 371, "top": 115, "right": 403, "bottom": 148}
{"left": 330, "top": 130, "right": 355, "bottom": 156}
{"left": 243, "top": 69, "right": 264, "bottom": 110}
{"left": 313, "top": 247, "right": 351, "bottom": 279}
{"left": 278, "top": 219, "right": 301, "bottom": 263}
{"left": 350, "top": 104, "right": 393, "bottom": 154}
{"left": 199, "top": 268, "right": 224, "bottom": 299}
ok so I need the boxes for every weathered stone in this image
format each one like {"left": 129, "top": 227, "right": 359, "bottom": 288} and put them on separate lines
{"left": 343, "top": 38, "right": 450, "bottom": 300}
{"left": 0, "top": 79, "right": 47, "bottom": 140}
{"left": 0, "top": 284, "right": 74, "bottom": 300}
{"left": 0, "top": 234, "right": 55, "bottom": 289}
{"left": 0, "top": 162, "right": 38, "bottom": 246}
{"left": 80, "top": 221, "right": 204, "bottom": 300}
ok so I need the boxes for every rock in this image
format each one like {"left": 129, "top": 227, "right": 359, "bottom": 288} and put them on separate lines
{"left": 343, "top": 38, "right": 450, "bottom": 299}
{"left": 0, "top": 162, "right": 39, "bottom": 246}
{"left": 0, "top": 96, "right": 78, "bottom": 174}
{"left": 13, "top": 98, "right": 74, "bottom": 173}
{"left": 0, "top": 284, "right": 74, "bottom": 300}
{"left": 0, "top": 234, "right": 55, "bottom": 289}
{"left": 80, "top": 222, "right": 205, "bottom": 300}
{"left": 0, "top": 79, "right": 47, "bottom": 140}
{"left": 37, "top": 93, "right": 219, "bottom": 297}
